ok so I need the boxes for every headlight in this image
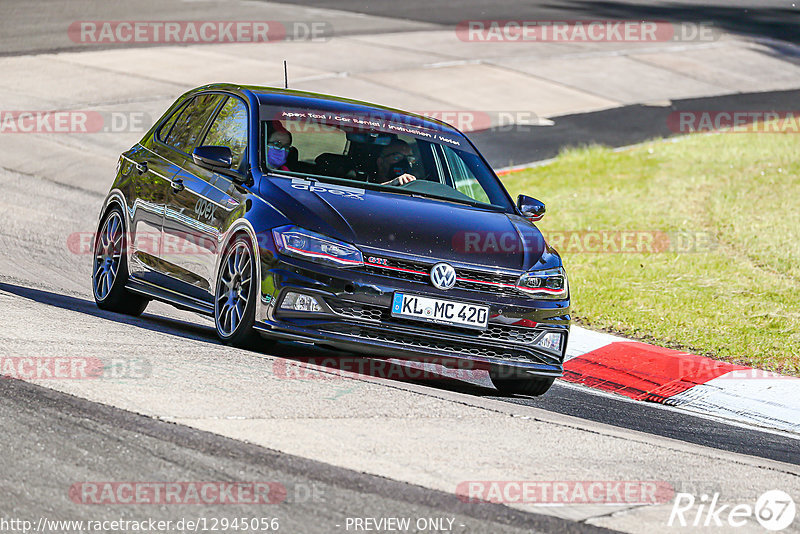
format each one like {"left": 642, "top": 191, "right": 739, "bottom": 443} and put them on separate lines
{"left": 272, "top": 226, "right": 363, "bottom": 268}
{"left": 516, "top": 267, "right": 568, "bottom": 299}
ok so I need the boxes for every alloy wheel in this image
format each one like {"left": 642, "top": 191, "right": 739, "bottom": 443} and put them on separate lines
{"left": 93, "top": 211, "right": 123, "bottom": 301}
{"left": 216, "top": 241, "right": 253, "bottom": 337}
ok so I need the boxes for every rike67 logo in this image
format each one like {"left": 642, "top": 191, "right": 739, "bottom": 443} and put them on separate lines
{"left": 669, "top": 490, "right": 796, "bottom": 531}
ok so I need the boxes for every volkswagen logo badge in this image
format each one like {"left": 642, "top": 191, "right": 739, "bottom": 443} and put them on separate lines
{"left": 430, "top": 262, "right": 457, "bottom": 290}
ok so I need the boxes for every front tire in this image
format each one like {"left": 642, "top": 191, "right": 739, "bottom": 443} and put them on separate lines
{"left": 490, "top": 366, "right": 555, "bottom": 397}
{"left": 92, "top": 208, "right": 149, "bottom": 316}
{"left": 214, "top": 235, "right": 261, "bottom": 348}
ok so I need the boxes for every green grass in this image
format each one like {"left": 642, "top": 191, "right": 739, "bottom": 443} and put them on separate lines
{"left": 503, "top": 131, "right": 800, "bottom": 375}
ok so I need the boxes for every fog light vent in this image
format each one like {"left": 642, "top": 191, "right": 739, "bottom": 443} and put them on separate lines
{"left": 534, "top": 332, "right": 563, "bottom": 352}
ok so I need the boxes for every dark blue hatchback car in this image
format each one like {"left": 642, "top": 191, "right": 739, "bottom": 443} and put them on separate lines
{"left": 93, "top": 83, "right": 570, "bottom": 396}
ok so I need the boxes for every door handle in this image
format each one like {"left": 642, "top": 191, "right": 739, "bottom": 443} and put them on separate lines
{"left": 135, "top": 162, "right": 148, "bottom": 175}
{"left": 171, "top": 178, "right": 185, "bottom": 192}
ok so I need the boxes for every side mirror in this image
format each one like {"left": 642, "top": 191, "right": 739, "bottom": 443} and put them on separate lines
{"left": 517, "top": 194, "right": 546, "bottom": 222}
{"left": 192, "top": 146, "right": 232, "bottom": 170}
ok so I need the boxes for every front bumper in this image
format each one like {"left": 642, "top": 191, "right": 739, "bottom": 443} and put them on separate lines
{"left": 255, "top": 255, "right": 570, "bottom": 377}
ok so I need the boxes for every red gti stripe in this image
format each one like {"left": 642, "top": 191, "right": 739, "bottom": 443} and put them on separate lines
{"left": 368, "top": 264, "right": 563, "bottom": 293}
{"left": 458, "top": 276, "right": 563, "bottom": 293}
{"left": 285, "top": 244, "right": 362, "bottom": 265}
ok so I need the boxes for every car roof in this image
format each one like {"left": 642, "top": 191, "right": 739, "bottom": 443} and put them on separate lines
{"left": 187, "top": 83, "right": 464, "bottom": 136}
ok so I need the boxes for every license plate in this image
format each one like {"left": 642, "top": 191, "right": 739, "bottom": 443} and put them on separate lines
{"left": 391, "top": 292, "right": 489, "bottom": 330}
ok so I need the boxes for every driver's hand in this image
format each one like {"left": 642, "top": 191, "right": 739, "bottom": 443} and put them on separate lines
{"left": 384, "top": 174, "right": 416, "bottom": 186}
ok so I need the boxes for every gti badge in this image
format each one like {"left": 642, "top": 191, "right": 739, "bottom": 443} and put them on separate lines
{"left": 430, "top": 262, "right": 457, "bottom": 290}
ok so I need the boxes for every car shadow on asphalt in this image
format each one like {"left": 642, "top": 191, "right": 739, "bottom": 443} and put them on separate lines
{"left": 0, "top": 281, "right": 219, "bottom": 343}
{"left": 0, "top": 281, "right": 504, "bottom": 398}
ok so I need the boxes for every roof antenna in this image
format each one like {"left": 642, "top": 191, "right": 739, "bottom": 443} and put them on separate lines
{"left": 284, "top": 60, "right": 288, "bottom": 89}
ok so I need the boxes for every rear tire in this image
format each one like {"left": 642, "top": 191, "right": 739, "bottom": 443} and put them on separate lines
{"left": 92, "top": 208, "right": 149, "bottom": 316}
{"left": 490, "top": 366, "right": 555, "bottom": 397}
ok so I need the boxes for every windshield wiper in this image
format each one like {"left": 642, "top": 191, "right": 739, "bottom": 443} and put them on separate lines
{"left": 387, "top": 189, "right": 506, "bottom": 211}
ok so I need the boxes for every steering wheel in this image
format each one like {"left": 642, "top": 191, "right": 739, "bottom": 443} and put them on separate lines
{"left": 386, "top": 174, "right": 417, "bottom": 187}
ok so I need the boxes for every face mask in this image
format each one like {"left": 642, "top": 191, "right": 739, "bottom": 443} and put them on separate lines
{"left": 388, "top": 157, "right": 411, "bottom": 178}
{"left": 267, "top": 146, "right": 288, "bottom": 167}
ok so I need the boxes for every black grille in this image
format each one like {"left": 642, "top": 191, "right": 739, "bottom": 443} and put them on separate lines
{"left": 362, "top": 263, "right": 427, "bottom": 283}
{"left": 456, "top": 268, "right": 520, "bottom": 297}
{"left": 326, "top": 298, "right": 542, "bottom": 346}
{"left": 319, "top": 324, "right": 546, "bottom": 364}
{"left": 361, "top": 257, "right": 522, "bottom": 297}
{"left": 326, "top": 299, "right": 384, "bottom": 321}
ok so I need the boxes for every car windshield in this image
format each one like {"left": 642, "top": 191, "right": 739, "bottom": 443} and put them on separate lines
{"left": 259, "top": 105, "right": 513, "bottom": 211}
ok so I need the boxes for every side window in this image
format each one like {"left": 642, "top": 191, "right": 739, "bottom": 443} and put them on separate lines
{"left": 164, "top": 94, "right": 224, "bottom": 154}
{"left": 441, "top": 145, "right": 491, "bottom": 204}
{"left": 156, "top": 100, "right": 187, "bottom": 143}
{"left": 203, "top": 97, "right": 248, "bottom": 171}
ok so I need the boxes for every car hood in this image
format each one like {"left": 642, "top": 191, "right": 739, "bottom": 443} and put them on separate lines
{"left": 261, "top": 176, "right": 546, "bottom": 271}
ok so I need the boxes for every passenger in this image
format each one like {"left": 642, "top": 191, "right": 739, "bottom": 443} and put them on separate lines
{"left": 376, "top": 140, "right": 417, "bottom": 186}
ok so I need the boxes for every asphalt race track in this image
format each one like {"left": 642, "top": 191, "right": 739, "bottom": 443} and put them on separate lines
{"left": 3, "top": 0, "right": 800, "bottom": 167}
{"left": 1, "top": 377, "right": 600, "bottom": 534}
{"left": 4, "top": 0, "right": 798, "bottom": 54}
{"left": 1, "top": 1, "right": 799, "bottom": 533}
{"left": 272, "top": 0, "right": 800, "bottom": 44}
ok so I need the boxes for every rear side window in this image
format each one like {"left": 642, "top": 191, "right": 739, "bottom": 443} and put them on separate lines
{"left": 156, "top": 100, "right": 187, "bottom": 143}
{"left": 163, "top": 94, "right": 224, "bottom": 153}
{"left": 203, "top": 97, "right": 249, "bottom": 171}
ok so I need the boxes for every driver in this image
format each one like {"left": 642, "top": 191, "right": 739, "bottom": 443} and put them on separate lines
{"left": 376, "top": 140, "right": 417, "bottom": 186}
